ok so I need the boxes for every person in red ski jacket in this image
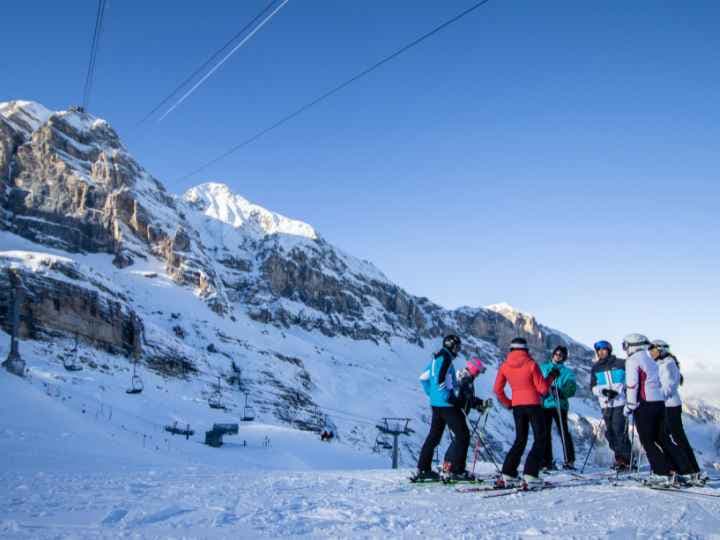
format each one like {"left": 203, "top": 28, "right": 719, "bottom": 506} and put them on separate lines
{"left": 493, "top": 337, "right": 559, "bottom": 488}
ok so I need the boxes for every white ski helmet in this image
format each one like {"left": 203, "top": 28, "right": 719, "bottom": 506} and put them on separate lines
{"left": 622, "top": 334, "right": 650, "bottom": 355}
{"left": 650, "top": 339, "right": 671, "bottom": 354}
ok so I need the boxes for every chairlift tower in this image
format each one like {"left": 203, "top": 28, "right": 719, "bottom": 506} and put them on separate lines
{"left": 2, "top": 270, "right": 26, "bottom": 377}
{"left": 376, "top": 417, "right": 412, "bottom": 469}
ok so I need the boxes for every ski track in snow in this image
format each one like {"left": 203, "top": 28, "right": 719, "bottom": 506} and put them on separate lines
{"left": 1, "top": 469, "right": 720, "bottom": 539}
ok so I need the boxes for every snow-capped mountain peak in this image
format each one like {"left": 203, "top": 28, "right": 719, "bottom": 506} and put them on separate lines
{"left": 0, "top": 99, "right": 52, "bottom": 135}
{"left": 183, "top": 182, "right": 318, "bottom": 240}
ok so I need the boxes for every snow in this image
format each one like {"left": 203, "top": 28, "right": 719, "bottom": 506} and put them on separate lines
{"left": 1, "top": 366, "right": 719, "bottom": 540}
{"left": 0, "top": 100, "right": 52, "bottom": 135}
{"left": 184, "top": 182, "right": 318, "bottom": 240}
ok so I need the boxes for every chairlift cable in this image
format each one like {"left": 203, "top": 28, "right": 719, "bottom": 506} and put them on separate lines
{"left": 178, "top": 0, "right": 492, "bottom": 181}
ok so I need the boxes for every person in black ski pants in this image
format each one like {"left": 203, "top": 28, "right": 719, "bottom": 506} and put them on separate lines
{"left": 443, "top": 357, "right": 492, "bottom": 472}
{"left": 415, "top": 335, "right": 473, "bottom": 481}
{"left": 493, "top": 338, "right": 559, "bottom": 488}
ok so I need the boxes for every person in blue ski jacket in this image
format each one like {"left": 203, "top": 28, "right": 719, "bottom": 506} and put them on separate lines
{"left": 590, "top": 340, "right": 632, "bottom": 470}
{"left": 540, "top": 345, "right": 577, "bottom": 470}
{"left": 414, "top": 335, "right": 474, "bottom": 482}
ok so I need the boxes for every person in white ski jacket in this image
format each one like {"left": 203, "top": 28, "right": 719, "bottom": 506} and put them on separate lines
{"left": 623, "top": 334, "right": 673, "bottom": 485}
{"left": 649, "top": 340, "right": 704, "bottom": 484}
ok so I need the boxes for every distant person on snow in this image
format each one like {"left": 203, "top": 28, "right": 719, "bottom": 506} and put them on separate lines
{"left": 649, "top": 339, "right": 705, "bottom": 485}
{"left": 493, "top": 337, "right": 559, "bottom": 489}
{"left": 623, "top": 334, "right": 691, "bottom": 486}
{"left": 540, "top": 345, "right": 577, "bottom": 470}
{"left": 590, "top": 340, "right": 632, "bottom": 470}
{"left": 414, "top": 335, "right": 475, "bottom": 482}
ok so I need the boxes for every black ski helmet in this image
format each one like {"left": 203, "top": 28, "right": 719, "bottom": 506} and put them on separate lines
{"left": 510, "top": 337, "right": 528, "bottom": 351}
{"left": 443, "top": 334, "right": 462, "bottom": 357}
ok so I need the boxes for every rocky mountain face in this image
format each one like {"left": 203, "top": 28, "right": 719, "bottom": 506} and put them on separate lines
{"left": 1, "top": 100, "right": 716, "bottom": 467}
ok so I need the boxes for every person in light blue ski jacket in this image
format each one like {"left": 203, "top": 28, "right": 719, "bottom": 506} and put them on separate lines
{"left": 414, "top": 335, "right": 473, "bottom": 482}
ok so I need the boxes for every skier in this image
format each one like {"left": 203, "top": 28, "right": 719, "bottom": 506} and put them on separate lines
{"left": 493, "top": 337, "right": 560, "bottom": 489}
{"left": 540, "top": 345, "right": 577, "bottom": 470}
{"left": 443, "top": 357, "right": 492, "bottom": 475}
{"left": 623, "top": 333, "right": 689, "bottom": 486}
{"left": 413, "top": 335, "right": 474, "bottom": 482}
{"left": 590, "top": 340, "right": 632, "bottom": 470}
{"left": 649, "top": 339, "right": 705, "bottom": 485}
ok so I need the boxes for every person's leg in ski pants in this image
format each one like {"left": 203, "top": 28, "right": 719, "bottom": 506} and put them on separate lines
{"left": 603, "top": 405, "right": 631, "bottom": 463}
{"left": 665, "top": 405, "right": 700, "bottom": 474}
{"left": 524, "top": 406, "right": 547, "bottom": 477}
{"left": 552, "top": 408, "right": 575, "bottom": 464}
{"left": 417, "top": 407, "right": 445, "bottom": 472}
{"left": 634, "top": 402, "right": 670, "bottom": 476}
{"left": 441, "top": 407, "right": 470, "bottom": 472}
{"left": 503, "top": 406, "right": 546, "bottom": 478}
{"left": 542, "top": 408, "right": 555, "bottom": 467}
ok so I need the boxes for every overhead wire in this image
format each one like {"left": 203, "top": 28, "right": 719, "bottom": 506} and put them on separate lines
{"left": 82, "top": 0, "right": 107, "bottom": 111}
{"left": 158, "top": 0, "right": 291, "bottom": 121}
{"left": 178, "top": 0, "right": 492, "bottom": 181}
{"left": 136, "top": 0, "right": 286, "bottom": 125}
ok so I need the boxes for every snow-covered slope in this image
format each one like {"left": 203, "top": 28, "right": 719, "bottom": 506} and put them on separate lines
{"left": 1, "top": 99, "right": 719, "bottom": 512}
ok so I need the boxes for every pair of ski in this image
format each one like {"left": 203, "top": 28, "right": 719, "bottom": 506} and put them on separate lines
{"left": 456, "top": 475, "right": 613, "bottom": 498}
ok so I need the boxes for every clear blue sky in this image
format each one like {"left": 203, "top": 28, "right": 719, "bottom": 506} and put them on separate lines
{"left": 3, "top": 1, "right": 719, "bottom": 383}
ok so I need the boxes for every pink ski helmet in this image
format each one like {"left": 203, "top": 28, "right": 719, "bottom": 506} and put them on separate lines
{"left": 466, "top": 357, "right": 486, "bottom": 377}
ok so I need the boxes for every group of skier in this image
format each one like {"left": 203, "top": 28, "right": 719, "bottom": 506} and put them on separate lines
{"left": 413, "top": 333, "right": 705, "bottom": 489}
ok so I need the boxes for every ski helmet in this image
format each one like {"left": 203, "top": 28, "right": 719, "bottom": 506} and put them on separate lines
{"left": 622, "top": 334, "right": 650, "bottom": 355}
{"left": 552, "top": 345, "right": 568, "bottom": 362}
{"left": 510, "top": 337, "right": 528, "bottom": 351}
{"left": 466, "top": 357, "right": 486, "bottom": 377}
{"left": 443, "top": 334, "right": 462, "bottom": 357}
{"left": 593, "top": 340, "right": 612, "bottom": 354}
{"left": 650, "top": 339, "right": 670, "bottom": 356}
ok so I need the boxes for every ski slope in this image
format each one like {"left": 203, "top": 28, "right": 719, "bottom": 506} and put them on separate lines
{"left": 2, "top": 372, "right": 720, "bottom": 539}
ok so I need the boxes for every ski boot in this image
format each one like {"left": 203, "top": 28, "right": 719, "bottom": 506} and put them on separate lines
{"left": 563, "top": 462, "right": 576, "bottom": 471}
{"left": 689, "top": 471, "right": 709, "bottom": 486}
{"left": 409, "top": 469, "right": 440, "bottom": 483}
{"left": 494, "top": 474, "right": 521, "bottom": 489}
{"left": 542, "top": 461, "right": 558, "bottom": 472}
{"left": 445, "top": 470, "right": 476, "bottom": 483}
{"left": 643, "top": 474, "right": 673, "bottom": 488}
{"left": 522, "top": 474, "right": 545, "bottom": 490}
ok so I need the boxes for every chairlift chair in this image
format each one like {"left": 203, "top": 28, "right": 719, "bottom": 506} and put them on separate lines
{"left": 208, "top": 376, "right": 225, "bottom": 410}
{"left": 125, "top": 362, "right": 143, "bottom": 394}
{"left": 375, "top": 433, "right": 393, "bottom": 450}
{"left": 241, "top": 392, "right": 255, "bottom": 421}
{"left": 64, "top": 334, "right": 83, "bottom": 371}
{"left": 126, "top": 374, "right": 144, "bottom": 395}
{"left": 208, "top": 390, "right": 224, "bottom": 410}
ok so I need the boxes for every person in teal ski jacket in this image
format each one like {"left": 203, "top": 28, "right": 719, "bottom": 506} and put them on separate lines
{"left": 540, "top": 345, "right": 577, "bottom": 470}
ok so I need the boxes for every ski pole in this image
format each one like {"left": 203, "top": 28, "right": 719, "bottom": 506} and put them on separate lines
{"left": 628, "top": 412, "right": 637, "bottom": 473}
{"left": 466, "top": 409, "right": 501, "bottom": 473}
{"left": 580, "top": 429, "right": 597, "bottom": 474}
{"left": 553, "top": 385, "right": 569, "bottom": 466}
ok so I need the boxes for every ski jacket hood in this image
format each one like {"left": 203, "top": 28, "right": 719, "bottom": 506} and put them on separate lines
{"left": 493, "top": 350, "right": 550, "bottom": 408}
{"left": 540, "top": 361, "right": 577, "bottom": 411}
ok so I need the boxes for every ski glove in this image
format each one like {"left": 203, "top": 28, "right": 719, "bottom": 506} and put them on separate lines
{"left": 472, "top": 398, "right": 492, "bottom": 412}
{"left": 623, "top": 405, "right": 635, "bottom": 417}
{"left": 601, "top": 389, "right": 619, "bottom": 399}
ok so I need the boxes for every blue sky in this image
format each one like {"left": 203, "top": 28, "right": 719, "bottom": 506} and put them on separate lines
{"left": 3, "top": 1, "right": 719, "bottom": 387}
